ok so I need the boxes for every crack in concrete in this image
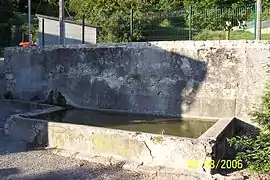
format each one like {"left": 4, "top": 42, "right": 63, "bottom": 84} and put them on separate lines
{"left": 152, "top": 166, "right": 163, "bottom": 178}
{"left": 109, "top": 158, "right": 113, "bottom": 166}
{"left": 143, "top": 141, "right": 154, "bottom": 159}
{"left": 202, "top": 144, "right": 208, "bottom": 173}
{"left": 136, "top": 162, "right": 144, "bottom": 168}
{"left": 202, "top": 140, "right": 216, "bottom": 175}
{"left": 114, "top": 161, "right": 126, "bottom": 169}
{"left": 33, "top": 124, "right": 41, "bottom": 145}
{"left": 70, "top": 152, "right": 79, "bottom": 159}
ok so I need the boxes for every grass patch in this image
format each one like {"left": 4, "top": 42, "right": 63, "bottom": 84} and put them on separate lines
{"left": 194, "top": 30, "right": 270, "bottom": 40}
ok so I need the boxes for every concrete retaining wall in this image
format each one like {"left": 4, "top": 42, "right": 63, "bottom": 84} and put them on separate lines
{"left": 4, "top": 41, "right": 270, "bottom": 121}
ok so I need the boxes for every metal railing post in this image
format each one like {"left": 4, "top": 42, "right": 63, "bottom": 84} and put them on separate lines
{"left": 254, "top": 3, "right": 257, "bottom": 40}
{"left": 82, "top": 15, "right": 85, "bottom": 44}
{"left": 130, "top": 9, "right": 134, "bottom": 42}
{"left": 42, "top": 18, "right": 44, "bottom": 47}
{"left": 189, "top": 5, "right": 192, "bottom": 40}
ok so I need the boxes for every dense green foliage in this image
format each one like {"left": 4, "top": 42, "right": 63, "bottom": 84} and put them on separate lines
{"left": 190, "top": 4, "right": 254, "bottom": 31}
{"left": 228, "top": 133, "right": 270, "bottom": 173}
{"left": 65, "top": 0, "right": 270, "bottom": 42}
{"left": 2, "top": 0, "right": 270, "bottom": 44}
{"left": 250, "top": 81, "right": 270, "bottom": 131}
{"left": 0, "top": 0, "right": 13, "bottom": 47}
{"left": 0, "top": 0, "right": 56, "bottom": 48}
{"left": 66, "top": 0, "right": 186, "bottom": 42}
{"left": 228, "top": 65, "right": 270, "bottom": 174}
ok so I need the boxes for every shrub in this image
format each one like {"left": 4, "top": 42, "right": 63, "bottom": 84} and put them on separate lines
{"left": 227, "top": 133, "right": 270, "bottom": 173}
{"left": 250, "top": 80, "right": 270, "bottom": 131}
{"left": 228, "top": 64, "right": 270, "bottom": 174}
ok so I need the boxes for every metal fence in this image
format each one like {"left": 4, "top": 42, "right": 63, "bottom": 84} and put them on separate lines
{"left": 127, "top": 4, "right": 270, "bottom": 41}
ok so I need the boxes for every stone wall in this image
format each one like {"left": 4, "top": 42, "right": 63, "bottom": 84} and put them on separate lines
{"left": 4, "top": 41, "right": 270, "bottom": 121}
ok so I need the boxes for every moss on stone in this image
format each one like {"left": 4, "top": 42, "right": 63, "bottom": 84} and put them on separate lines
{"left": 151, "top": 136, "right": 164, "bottom": 144}
{"left": 92, "top": 134, "right": 144, "bottom": 158}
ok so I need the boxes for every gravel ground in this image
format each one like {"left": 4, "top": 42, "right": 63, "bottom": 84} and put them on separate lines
{"left": 0, "top": 133, "right": 150, "bottom": 180}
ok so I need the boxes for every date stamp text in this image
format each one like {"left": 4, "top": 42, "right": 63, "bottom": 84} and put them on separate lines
{"left": 187, "top": 159, "right": 243, "bottom": 169}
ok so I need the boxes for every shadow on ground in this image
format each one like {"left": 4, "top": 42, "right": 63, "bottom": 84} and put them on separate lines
{"left": 0, "top": 164, "right": 145, "bottom": 180}
{"left": 0, "top": 168, "right": 20, "bottom": 177}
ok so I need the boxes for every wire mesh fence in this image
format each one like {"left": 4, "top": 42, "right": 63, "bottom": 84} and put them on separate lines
{"left": 121, "top": 3, "right": 270, "bottom": 42}
{"left": 138, "top": 9, "right": 189, "bottom": 41}
{"left": 2, "top": 3, "right": 270, "bottom": 49}
{"left": 129, "top": 4, "right": 260, "bottom": 41}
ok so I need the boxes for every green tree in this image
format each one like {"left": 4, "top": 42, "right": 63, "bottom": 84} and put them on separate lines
{"left": 0, "top": 0, "right": 14, "bottom": 47}
{"left": 67, "top": 0, "right": 185, "bottom": 42}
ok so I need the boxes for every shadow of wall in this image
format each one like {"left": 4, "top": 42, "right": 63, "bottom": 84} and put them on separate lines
{"left": 0, "top": 166, "right": 148, "bottom": 180}
{"left": 4, "top": 43, "right": 207, "bottom": 117}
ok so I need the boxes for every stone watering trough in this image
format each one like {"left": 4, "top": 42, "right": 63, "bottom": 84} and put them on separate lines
{"left": 4, "top": 100, "right": 237, "bottom": 176}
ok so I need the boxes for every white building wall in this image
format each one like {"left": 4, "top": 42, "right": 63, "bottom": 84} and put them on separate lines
{"left": 37, "top": 17, "right": 96, "bottom": 45}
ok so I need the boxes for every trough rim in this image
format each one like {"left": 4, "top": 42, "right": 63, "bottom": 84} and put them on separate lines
{"left": 3, "top": 99, "right": 235, "bottom": 141}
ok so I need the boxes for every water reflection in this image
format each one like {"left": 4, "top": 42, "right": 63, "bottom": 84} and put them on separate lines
{"left": 29, "top": 109, "right": 217, "bottom": 138}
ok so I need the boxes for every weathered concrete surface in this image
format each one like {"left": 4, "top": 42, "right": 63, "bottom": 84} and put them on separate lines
{"left": 0, "top": 99, "right": 51, "bottom": 131}
{"left": 0, "top": 57, "right": 4, "bottom": 96}
{"left": 4, "top": 41, "right": 270, "bottom": 121}
{"left": 4, "top": 43, "right": 207, "bottom": 117}
{"left": 5, "top": 110, "right": 236, "bottom": 176}
{"left": 199, "top": 117, "right": 237, "bottom": 162}
{"left": 153, "top": 41, "right": 270, "bottom": 122}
